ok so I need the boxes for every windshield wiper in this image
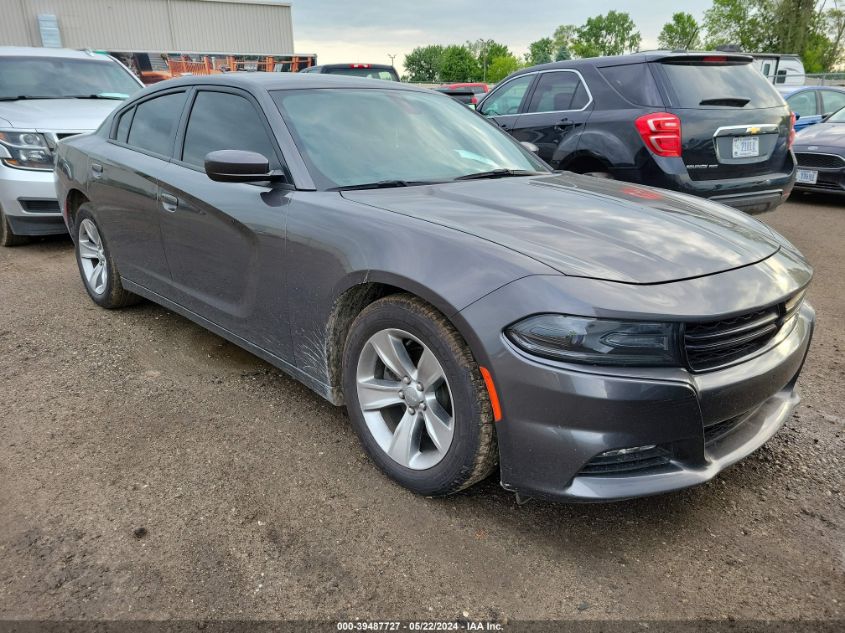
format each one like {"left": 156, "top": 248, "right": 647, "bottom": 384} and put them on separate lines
{"left": 699, "top": 97, "right": 750, "bottom": 107}
{"left": 0, "top": 95, "right": 63, "bottom": 101}
{"left": 68, "top": 94, "right": 129, "bottom": 100}
{"left": 454, "top": 169, "right": 544, "bottom": 181}
{"left": 0, "top": 94, "right": 128, "bottom": 102}
{"left": 333, "top": 180, "right": 422, "bottom": 191}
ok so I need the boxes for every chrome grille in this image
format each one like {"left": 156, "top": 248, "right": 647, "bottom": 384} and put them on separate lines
{"left": 794, "top": 152, "right": 845, "bottom": 169}
{"left": 683, "top": 292, "right": 804, "bottom": 371}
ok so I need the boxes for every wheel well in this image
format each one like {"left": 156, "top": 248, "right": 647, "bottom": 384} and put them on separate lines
{"left": 325, "top": 282, "right": 405, "bottom": 399}
{"left": 566, "top": 155, "right": 612, "bottom": 175}
{"left": 65, "top": 189, "right": 89, "bottom": 233}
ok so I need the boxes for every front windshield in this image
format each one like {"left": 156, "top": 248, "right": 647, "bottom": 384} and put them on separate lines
{"left": 272, "top": 88, "right": 548, "bottom": 189}
{"left": 829, "top": 107, "right": 845, "bottom": 123}
{"left": 0, "top": 57, "right": 141, "bottom": 100}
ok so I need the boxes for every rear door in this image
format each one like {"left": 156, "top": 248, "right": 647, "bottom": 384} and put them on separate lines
{"left": 653, "top": 57, "right": 793, "bottom": 183}
{"left": 508, "top": 69, "right": 592, "bottom": 168}
{"left": 477, "top": 73, "right": 536, "bottom": 133}
{"left": 90, "top": 89, "right": 188, "bottom": 294}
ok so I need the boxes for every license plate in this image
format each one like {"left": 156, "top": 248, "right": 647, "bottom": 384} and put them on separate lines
{"left": 796, "top": 169, "right": 818, "bottom": 184}
{"left": 732, "top": 136, "right": 760, "bottom": 158}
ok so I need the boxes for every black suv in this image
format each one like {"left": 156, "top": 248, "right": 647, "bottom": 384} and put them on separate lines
{"left": 476, "top": 52, "right": 797, "bottom": 213}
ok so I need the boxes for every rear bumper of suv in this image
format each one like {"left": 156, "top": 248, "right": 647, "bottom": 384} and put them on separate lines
{"left": 0, "top": 163, "right": 66, "bottom": 236}
{"left": 616, "top": 157, "right": 796, "bottom": 213}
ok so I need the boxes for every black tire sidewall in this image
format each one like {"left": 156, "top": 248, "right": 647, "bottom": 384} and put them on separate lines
{"left": 342, "top": 297, "right": 488, "bottom": 496}
{"left": 74, "top": 205, "right": 121, "bottom": 308}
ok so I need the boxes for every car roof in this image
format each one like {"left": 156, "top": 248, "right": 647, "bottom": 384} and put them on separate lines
{"left": 311, "top": 63, "right": 396, "bottom": 70}
{"left": 0, "top": 46, "right": 116, "bottom": 61}
{"left": 513, "top": 50, "right": 754, "bottom": 76}
{"left": 141, "top": 72, "right": 426, "bottom": 93}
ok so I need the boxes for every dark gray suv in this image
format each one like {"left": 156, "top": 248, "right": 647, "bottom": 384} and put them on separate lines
{"left": 477, "top": 52, "right": 797, "bottom": 214}
{"left": 54, "top": 74, "right": 814, "bottom": 503}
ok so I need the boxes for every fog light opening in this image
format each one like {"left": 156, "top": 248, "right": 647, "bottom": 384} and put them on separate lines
{"left": 599, "top": 444, "right": 657, "bottom": 458}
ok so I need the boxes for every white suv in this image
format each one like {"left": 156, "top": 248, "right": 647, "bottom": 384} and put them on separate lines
{"left": 0, "top": 47, "right": 143, "bottom": 246}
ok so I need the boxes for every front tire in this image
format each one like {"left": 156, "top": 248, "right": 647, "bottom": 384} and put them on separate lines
{"left": 0, "top": 209, "right": 29, "bottom": 247}
{"left": 342, "top": 294, "right": 497, "bottom": 496}
{"left": 74, "top": 204, "right": 140, "bottom": 309}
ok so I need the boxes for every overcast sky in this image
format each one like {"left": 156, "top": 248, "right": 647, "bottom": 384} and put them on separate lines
{"left": 291, "top": 0, "right": 713, "bottom": 73}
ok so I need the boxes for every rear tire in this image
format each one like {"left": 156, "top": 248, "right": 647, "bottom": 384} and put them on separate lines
{"left": 74, "top": 204, "right": 140, "bottom": 309}
{"left": 0, "top": 209, "right": 29, "bottom": 247}
{"left": 342, "top": 294, "right": 498, "bottom": 496}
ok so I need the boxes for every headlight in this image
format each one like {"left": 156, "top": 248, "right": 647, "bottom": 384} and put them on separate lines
{"left": 0, "top": 131, "right": 53, "bottom": 170}
{"left": 506, "top": 314, "right": 680, "bottom": 366}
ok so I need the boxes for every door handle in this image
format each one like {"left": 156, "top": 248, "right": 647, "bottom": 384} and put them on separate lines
{"left": 91, "top": 163, "right": 103, "bottom": 178}
{"left": 554, "top": 118, "right": 573, "bottom": 132}
{"left": 160, "top": 193, "right": 178, "bottom": 213}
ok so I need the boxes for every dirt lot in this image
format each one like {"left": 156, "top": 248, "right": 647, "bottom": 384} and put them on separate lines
{"left": 0, "top": 193, "right": 843, "bottom": 623}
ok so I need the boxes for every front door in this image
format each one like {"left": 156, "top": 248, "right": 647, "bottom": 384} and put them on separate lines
{"left": 477, "top": 73, "right": 536, "bottom": 133}
{"left": 509, "top": 70, "right": 592, "bottom": 168}
{"left": 156, "top": 88, "right": 294, "bottom": 360}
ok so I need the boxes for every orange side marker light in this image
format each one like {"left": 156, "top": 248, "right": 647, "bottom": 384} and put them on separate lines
{"left": 479, "top": 366, "right": 502, "bottom": 422}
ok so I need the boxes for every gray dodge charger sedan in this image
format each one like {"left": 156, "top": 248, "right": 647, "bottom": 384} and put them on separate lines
{"left": 54, "top": 73, "right": 815, "bottom": 502}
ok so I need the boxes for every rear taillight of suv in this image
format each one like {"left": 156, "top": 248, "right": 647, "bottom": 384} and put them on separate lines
{"left": 635, "top": 112, "right": 682, "bottom": 158}
{"left": 788, "top": 112, "right": 796, "bottom": 149}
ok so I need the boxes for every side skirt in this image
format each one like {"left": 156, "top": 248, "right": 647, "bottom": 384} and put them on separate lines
{"left": 121, "top": 277, "right": 344, "bottom": 406}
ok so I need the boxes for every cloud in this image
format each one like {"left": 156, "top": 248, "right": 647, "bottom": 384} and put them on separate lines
{"left": 291, "top": 0, "right": 713, "bottom": 74}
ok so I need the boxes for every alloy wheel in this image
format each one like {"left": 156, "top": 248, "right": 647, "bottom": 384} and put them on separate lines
{"left": 78, "top": 218, "right": 108, "bottom": 295}
{"left": 355, "top": 328, "right": 454, "bottom": 470}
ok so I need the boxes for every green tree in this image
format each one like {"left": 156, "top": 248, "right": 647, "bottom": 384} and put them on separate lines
{"left": 702, "top": 0, "right": 845, "bottom": 72}
{"left": 526, "top": 37, "right": 554, "bottom": 65}
{"left": 658, "top": 12, "right": 702, "bottom": 50}
{"left": 439, "top": 45, "right": 480, "bottom": 82}
{"left": 403, "top": 45, "right": 444, "bottom": 82}
{"left": 702, "top": 0, "right": 769, "bottom": 51}
{"left": 467, "top": 39, "right": 511, "bottom": 81}
{"left": 572, "top": 11, "right": 642, "bottom": 58}
{"left": 487, "top": 54, "right": 521, "bottom": 82}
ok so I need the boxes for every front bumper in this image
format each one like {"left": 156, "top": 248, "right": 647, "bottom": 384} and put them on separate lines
{"left": 457, "top": 252, "right": 814, "bottom": 502}
{"left": 0, "top": 163, "right": 66, "bottom": 236}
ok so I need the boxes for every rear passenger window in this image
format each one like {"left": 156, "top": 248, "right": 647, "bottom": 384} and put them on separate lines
{"left": 526, "top": 71, "right": 587, "bottom": 113}
{"left": 598, "top": 64, "right": 663, "bottom": 107}
{"left": 114, "top": 107, "right": 133, "bottom": 143}
{"left": 822, "top": 90, "right": 845, "bottom": 115}
{"left": 126, "top": 92, "right": 187, "bottom": 156}
{"left": 181, "top": 91, "right": 279, "bottom": 169}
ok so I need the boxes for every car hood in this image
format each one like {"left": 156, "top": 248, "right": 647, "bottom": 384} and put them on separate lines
{"left": 0, "top": 98, "right": 122, "bottom": 131}
{"left": 794, "top": 122, "right": 845, "bottom": 151}
{"left": 342, "top": 173, "right": 781, "bottom": 284}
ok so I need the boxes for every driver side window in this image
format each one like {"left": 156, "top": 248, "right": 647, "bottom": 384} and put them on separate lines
{"left": 480, "top": 75, "right": 533, "bottom": 117}
{"left": 181, "top": 90, "right": 280, "bottom": 170}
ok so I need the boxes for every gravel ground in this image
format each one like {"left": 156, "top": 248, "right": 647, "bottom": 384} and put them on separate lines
{"left": 0, "top": 193, "right": 843, "bottom": 622}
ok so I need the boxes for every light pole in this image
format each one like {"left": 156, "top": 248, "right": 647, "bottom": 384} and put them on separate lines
{"left": 388, "top": 53, "right": 396, "bottom": 67}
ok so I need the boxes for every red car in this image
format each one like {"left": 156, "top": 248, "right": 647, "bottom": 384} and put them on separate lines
{"left": 438, "top": 83, "right": 490, "bottom": 106}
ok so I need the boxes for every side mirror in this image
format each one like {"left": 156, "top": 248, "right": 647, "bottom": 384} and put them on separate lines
{"left": 794, "top": 112, "right": 801, "bottom": 121}
{"left": 204, "top": 150, "right": 284, "bottom": 183}
{"left": 521, "top": 141, "right": 540, "bottom": 153}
